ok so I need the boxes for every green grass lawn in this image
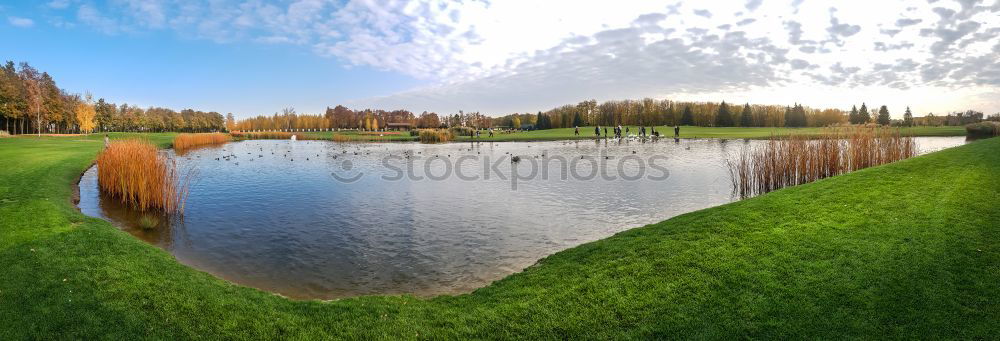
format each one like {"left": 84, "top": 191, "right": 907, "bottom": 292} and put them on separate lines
{"left": 1, "top": 134, "right": 997, "bottom": 338}
{"left": 454, "top": 125, "right": 966, "bottom": 141}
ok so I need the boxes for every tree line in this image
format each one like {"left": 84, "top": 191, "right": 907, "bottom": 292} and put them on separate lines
{"left": 4, "top": 60, "right": 995, "bottom": 134}
{"left": 0, "top": 61, "right": 224, "bottom": 134}
{"left": 236, "top": 101, "right": 847, "bottom": 131}
{"left": 231, "top": 106, "right": 499, "bottom": 131}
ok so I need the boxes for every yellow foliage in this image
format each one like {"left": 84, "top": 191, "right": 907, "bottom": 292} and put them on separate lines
{"left": 76, "top": 102, "right": 97, "bottom": 133}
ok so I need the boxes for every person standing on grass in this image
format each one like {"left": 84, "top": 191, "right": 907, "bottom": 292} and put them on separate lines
{"left": 104, "top": 134, "right": 110, "bottom": 148}
{"left": 574, "top": 126, "right": 579, "bottom": 136}
{"left": 674, "top": 125, "right": 680, "bottom": 137}
{"left": 595, "top": 126, "right": 601, "bottom": 137}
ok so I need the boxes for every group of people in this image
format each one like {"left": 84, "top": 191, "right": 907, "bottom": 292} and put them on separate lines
{"left": 472, "top": 128, "right": 496, "bottom": 138}
{"left": 586, "top": 125, "right": 680, "bottom": 139}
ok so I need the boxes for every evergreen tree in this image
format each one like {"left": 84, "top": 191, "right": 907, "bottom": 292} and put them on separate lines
{"left": 903, "top": 106, "right": 914, "bottom": 127}
{"left": 859, "top": 103, "right": 871, "bottom": 124}
{"left": 714, "top": 101, "right": 734, "bottom": 127}
{"left": 572, "top": 112, "right": 584, "bottom": 127}
{"left": 680, "top": 105, "right": 694, "bottom": 125}
{"left": 796, "top": 104, "right": 808, "bottom": 127}
{"left": 783, "top": 106, "right": 793, "bottom": 127}
{"left": 739, "top": 103, "right": 753, "bottom": 127}
{"left": 877, "top": 105, "right": 890, "bottom": 125}
{"left": 534, "top": 111, "right": 555, "bottom": 130}
{"left": 849, "top": 105, "right": 859, "bottom": 124}
{"left": 781, "top": 104, "right": 808, "bottom": 128}
{"left": 664, "top": 105, "right": 676, "bottom": 126}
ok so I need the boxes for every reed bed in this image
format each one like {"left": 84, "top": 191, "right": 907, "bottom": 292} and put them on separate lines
{"left": 727, "top": 127, "right": 917, "bottom": 198}
{"left": 418, "top": 129, "right": 454, "bottom": 143}
{"left": 97, "top": 139, "right": 192, "bottom": 213}
{"left": 173, "top": 133, "right": 229, "bottom": 153}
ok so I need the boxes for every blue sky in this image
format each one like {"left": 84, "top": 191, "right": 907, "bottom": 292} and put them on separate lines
{"left": 2, "top": 0, "right": 999, "bottom": 118}
{"left": 1, "top": 0, "right": 422, "bottom": 117}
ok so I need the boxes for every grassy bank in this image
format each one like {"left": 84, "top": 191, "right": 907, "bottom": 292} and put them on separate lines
{"left": 301, "top": 130, "right": 418, "bottom": 141}
{"left": 250, "top": 126, "right": 966, "bottom": 143}
{"left": 453, "top": 125, "right": 966, "bottom": 141}
{"left": 1, "top": 134, "right": 997, "bottom": 338}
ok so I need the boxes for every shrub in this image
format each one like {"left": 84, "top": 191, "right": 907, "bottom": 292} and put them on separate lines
{"left": 966, "top": 122, "right": 1000, "bottom": 137}
{"left": 449, "top": 126, "right": 473, "bottom": 137}
{"left": 173, "top": 133, "right": 229, "bottom": 153}
{"left": 97, "top": 139, "right": 190, "bottom": 213}
{"left": 0, "top": 130, "right": 10, "bottom": 138}
{"left": 418, "top": 129, "right": 454, "bottom": 143}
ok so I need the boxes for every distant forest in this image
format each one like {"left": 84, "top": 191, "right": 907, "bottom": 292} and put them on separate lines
{"left": 1, "top": 60, "right": 996, "bottom": 134}
{"left": 0, "top": 61, "right": 223, "bottom": 134}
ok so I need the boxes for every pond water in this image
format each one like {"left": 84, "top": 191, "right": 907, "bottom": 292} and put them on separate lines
{"left": 78, "top": 136, "right": 969, "bottom": 299}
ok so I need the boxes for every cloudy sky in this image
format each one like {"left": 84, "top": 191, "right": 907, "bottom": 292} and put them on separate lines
{"left": 3, "top": 0, "right": 999, "bottom": 118}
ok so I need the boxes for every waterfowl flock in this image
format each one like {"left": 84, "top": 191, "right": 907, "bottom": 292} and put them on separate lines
{"left": 194, "top": 137, "right": 700, "bottom": 171}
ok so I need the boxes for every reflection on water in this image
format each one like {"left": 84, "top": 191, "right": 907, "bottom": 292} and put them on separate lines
{"left": 77, "top": 136, "right": 968, "bottom": 299}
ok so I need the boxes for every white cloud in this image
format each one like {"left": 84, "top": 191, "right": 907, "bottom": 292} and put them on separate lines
{"left": 76, "top": 4, "right": 121, "bottom": 34}
{"left": 54, "top": 0, "right": 1000, "bottom": 115}
{"left": 349, "top": 0, "right": 1000, "bottom": 115}
{"left": 8, "top": 16, "right": 34, "bottom": 28}
{"left": 47, "top": 0, "right": 71, "bottom": 10}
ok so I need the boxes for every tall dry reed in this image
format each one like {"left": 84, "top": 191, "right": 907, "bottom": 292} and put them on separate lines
{"left": 727, "top": 126, "right": 916, "bottom": 198}
{"left": 173, "top": 133, "right": 229, "bottom": 153}
{"left": 97, "top": 139, "right": 192, "bottom": 213}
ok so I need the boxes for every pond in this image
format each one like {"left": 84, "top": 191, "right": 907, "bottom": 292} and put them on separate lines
{"left": 77, "top": 136, "right": 969, "bottom": 299}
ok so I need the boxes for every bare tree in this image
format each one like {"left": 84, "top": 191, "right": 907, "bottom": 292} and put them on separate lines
{"left": 282, "top": 107, "right": 295, "bottom": 131}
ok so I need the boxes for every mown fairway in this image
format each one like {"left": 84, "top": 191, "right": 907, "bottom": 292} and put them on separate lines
{"left": 0, "top": 134, "right": 997, "bottom": 339}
